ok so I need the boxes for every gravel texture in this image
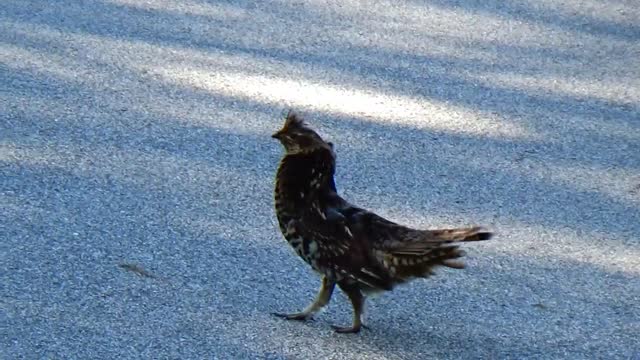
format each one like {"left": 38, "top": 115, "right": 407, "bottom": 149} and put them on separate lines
{"left": 1, "top": 0, "right": 639, "bottom": 359}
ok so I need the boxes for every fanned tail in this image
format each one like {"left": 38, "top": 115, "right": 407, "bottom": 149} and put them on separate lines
{"left": 383, "top": 227, "right": 492, "bottom": 281}
{"left": 428, "top": 226, "right": 493, "bottom": 242}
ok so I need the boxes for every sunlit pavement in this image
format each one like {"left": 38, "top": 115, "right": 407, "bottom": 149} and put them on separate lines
{"left": 2, "top": 1, "right": 639, "bottom": 358}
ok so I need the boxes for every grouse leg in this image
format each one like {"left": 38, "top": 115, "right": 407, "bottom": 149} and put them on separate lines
{"left": 332, "top": 282, "right": 365, "bottom": 333}
{"left": 273, "top": 276, "right": 335, "bottom": 321}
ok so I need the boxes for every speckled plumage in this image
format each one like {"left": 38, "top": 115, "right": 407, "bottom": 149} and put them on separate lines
{"left": 272, "top": 112, "right": 493, "bottom": 333}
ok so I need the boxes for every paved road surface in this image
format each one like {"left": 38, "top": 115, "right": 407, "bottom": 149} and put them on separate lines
{"left": 2, "top": 0, "right": 639, "bottom": 358}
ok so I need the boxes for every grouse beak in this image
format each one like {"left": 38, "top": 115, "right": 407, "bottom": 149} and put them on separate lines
{"left": 271, "top": 131, "right": 282, "bottom": 140}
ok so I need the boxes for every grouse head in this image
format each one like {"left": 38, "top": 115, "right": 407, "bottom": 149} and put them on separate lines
{"left": 272, "top": 111, "right": 332, "bottom": 154}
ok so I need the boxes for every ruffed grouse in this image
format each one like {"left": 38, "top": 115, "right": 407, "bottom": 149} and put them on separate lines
{"left": 272, "top": 112, "right": 492, "bottom": 333}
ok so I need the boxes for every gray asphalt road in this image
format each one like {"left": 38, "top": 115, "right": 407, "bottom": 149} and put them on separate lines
{"left": 2, "top": 0, "right": 639, "bottom": 359}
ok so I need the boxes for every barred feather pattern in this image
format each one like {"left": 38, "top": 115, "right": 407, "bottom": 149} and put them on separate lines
{"left": 274, "top": 147, "right": 492, "bottom": 293}
{"left": 318, "top": 189, "right": 492, "bottom": 291}
{"left": 272, "top": 112, "right": 492, "bottom": 333}
{"left": 273, "top": 140, "right": 394, "bottom": 289}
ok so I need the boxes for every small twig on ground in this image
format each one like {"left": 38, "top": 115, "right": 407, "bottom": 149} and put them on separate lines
{"left": 118, "top": 263, "right": 157, "bottom": 279}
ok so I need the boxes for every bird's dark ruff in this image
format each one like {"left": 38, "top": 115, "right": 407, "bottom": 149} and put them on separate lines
{"left": 272, "top": 111, "right": 493, "bottom": 333}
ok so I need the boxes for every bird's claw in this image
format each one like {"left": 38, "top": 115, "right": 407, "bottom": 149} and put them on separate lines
{"left": 331, "top": 322, "right": 369, "bottom": 333}
{"left": 271, "top": 312, "right": 314, "bottom": 321}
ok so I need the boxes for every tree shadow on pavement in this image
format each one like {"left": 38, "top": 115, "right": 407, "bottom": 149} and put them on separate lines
{"left": 2, "top": 0, "right": 639, "bottom": 358}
